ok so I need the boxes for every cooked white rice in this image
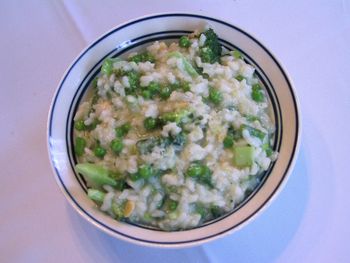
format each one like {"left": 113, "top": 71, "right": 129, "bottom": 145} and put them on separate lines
{"left": 73, "top": 28, "right": 277, "bottom": 231}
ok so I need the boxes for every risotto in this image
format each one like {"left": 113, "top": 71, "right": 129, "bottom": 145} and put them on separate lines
{"left": 73, "top": 28, "right": 277, "bottom": 230}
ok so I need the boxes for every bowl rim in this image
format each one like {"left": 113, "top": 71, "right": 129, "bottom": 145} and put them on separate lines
{"left": 47, "top": 12, "right": 301, "bottom": 248}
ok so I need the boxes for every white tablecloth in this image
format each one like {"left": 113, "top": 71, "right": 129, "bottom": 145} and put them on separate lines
{"left": 1, "top": 1, "right": 350, "bottom": 262}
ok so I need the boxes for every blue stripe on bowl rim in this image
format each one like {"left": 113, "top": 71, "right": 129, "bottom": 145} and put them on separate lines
{"left": 48, "top": 13, "right": 299, "bottom": 245}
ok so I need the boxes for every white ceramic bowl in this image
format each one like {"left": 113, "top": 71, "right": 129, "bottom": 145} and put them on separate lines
{"left": 47, "top": 13, "right": 300, "bottom": 248}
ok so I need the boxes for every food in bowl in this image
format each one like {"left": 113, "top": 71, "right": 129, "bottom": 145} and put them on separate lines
{"left": 73, "top": 28, "right": 277, "bottom": 231}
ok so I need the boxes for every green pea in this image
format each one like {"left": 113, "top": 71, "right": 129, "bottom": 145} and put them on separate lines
{"left": 141, "top": 89, "right": 152, "bottom": 99}
{"left": 115, "top": 123, "right": 131, "bottom": 137}
{"left": 138, "top": 164, "right": 153, "bottom": 179}
{"left": 179, "top": 36, "right": 191, "bottom": 48}
{"left": 186, "top": 163, "right": 203, "bottom": 178}
{"left": 94, "top": 146, "right": 106, "bottom": 158}
{"left": 223, "top": 135, "right": 234, "bottom": 148}
{"left": 74, "top": 120, "right": 87, "bottom": 131}
{"left": 75, "top": 137, "right": 86, "bottom": 156}
{"left": 251, "top": 83, "right": 265, "bottom": 102}
{"left": 235, "top": 75, "right": 244, "bottom": 81}
{"left": 160, "top": 85, "right": 172, "bottom": 100}
{"left": 209, "top": 88, "right": 223, "bottom": 105}
{"left": 144, "top": 117, "right": 158, "bottom": 130}
{"left": 111, "top": 138, "right": 123, "bottom": 154}
{"left": 198, "top": 166, "right": 213, "bottom": 187}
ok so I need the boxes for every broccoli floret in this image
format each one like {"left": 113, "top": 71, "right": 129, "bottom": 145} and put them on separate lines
{"left": 199, "top": 28, "right": 222, "bottom": 64}
{"left": 129, "top": 52, "right": 155, "bottom": 63}
{"left": 126, "top": 71, "right": 140, "bottom": 91}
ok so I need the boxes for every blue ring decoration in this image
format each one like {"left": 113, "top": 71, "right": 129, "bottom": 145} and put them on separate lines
{"left": 48, "top": 13, "right": 299, "bottom": 245}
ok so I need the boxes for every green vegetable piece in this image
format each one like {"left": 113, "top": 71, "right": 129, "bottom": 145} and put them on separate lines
{"left": 91, "top": 77, "right": 98, "bottom": 88}
{"left": 181, "top": 82, "right": 191, "bottom": 92}
{"left": 186, "top": 163, "right": 203, "bottom": 178}
{"left": 251, "top": 83, "right": 265, "bottom": 102}
{"left": 101, "top": 58, "right": 113, "bottom": 76}
{"left": 199, "top": 28, "right": 222, "bottom": 64}
{"left": 112, "top": 202, "right": 125, "bottom": 220}
{"left": 233, "top": 146, "right": 254, "bottom": 168}
{"left": 144, "top": 117, "right": 158, "bottom": 130}
{"left": 75, "top": 163, "right": 116, "bottom": 187}
{"left": 163, "top": 198, "right": 178, "bottom": 213}
{"left": 233, "top": 50, "right": 243, "bottom": 59}
{"left": 262, "top": 143, "right": 273, "bottom": 157}
{"left": 198, "top": 165, "right": 213, "bottom": 187}
{"left": 138, "top": 164, "right": 153, "bottom": 179}
{"left": 141, "top": 89, "right": 152, "bottom": 99}
{"left": 111, "top": 138, "right": 123, "bottom": 154}
{"left": 169, "top": 132, "right": 187, "bottom": 148}
{"left": 115, "top": 179, "right": 126, "bottom": 191}
{"left": 160, "top": 112, "right": 177, "bottom": 123}
{"left": 115, "top": 123, "right": 131, "bottom": 138}
{"left": 160, "top": 109, "right": 191, "bottom": 124}
{"left": 210, "top": 205, "right": 222, "bottom": 218}
{"left": 129, "top": 172, "right": 141, "bottom": 181}
{"left": 183, "top": 59, "right": 199, "bottom": 77}
{"left": 147, "top": 82, "right": 160, "bottom": 95}
{"left": 136, "top": 137, "right": 158, "bottom": 154}
{"left": 74, "top": 120, "right": 87, "bottom": 131}
{"left": 75, "top": 137, "right": 86, "bottom": 156}
{"left": 245, "top": 115, "right": 260, "bottom": 122}
{"left": 223, "top": 135, "right": 234, "bottom": 148}
{"left": 87, "top": 189, "right": 106, "bottom": 203}
{"left": 209, "top": 88, "right": 223, "bottom": 105}
{"left": 195, "top": 203, "right": 208, "bottom": 218}
{"left": 241, "top": 124, "right": 266, "bottom": 141}
{"left": 109, "top": 171, "right": 126, "bottom": 191}
{"left": 143, "top": 212, "right": 153, "bottom": 222}
{"left": 235, "top": 75, "right": 244, "bottom": 81}
{"left": 127, "top": 71, "right": 140, "bottom": 91}
{"left": 186, "top": 163, "right": 213, "bottom": 187}
{"left": 170, "top": 82, "right": 181, "bottom": 90}
{"left": 168, "top": 51, "right": 199, "bottom": 77}
{"left": 129, "top": 52, "right": 155, "bottom": 63}
{"left": 158, "top": 132, "right": 186, "bottom": 150}
{"left": 94, "top": 146, "right": 106, "bottom": 158}
{"left": 179, "top": 36, "right": 191, "bottom": 48}
{"left": 160, "top": 85, "right": 172, "bottom": 100}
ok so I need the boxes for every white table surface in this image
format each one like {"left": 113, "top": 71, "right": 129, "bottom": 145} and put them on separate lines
{"left": 1, "top": 1, "right": 350, "bottom": 262}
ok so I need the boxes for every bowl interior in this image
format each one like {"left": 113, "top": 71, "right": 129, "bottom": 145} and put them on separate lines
{"left": 48, "top": 14, "right": 299, "bottom": 247}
